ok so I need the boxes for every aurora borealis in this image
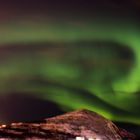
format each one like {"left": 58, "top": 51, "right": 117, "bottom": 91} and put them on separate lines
{"left": 0, "top": 1, "right": 140, "bottom": 136}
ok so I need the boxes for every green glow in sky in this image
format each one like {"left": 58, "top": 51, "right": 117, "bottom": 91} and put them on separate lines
{"left": 0, "top": 17, "right": 140, "bottom": 124}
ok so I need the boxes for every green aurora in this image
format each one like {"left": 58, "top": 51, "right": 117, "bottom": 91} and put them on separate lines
{"left": 0, "top": 16, "right": 140, "bottom": 125}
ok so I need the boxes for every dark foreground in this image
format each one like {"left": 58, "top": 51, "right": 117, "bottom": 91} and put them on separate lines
{"left": 0, "top": 109, "right": 136, "bottom": 140}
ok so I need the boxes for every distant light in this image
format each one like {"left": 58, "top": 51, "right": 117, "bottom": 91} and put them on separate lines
{"left": 0, "top": 124, "right": 6, "bottom": 128}
{"left": 75, "top": 137, "right": 101, "bottom": 140}
{"left": 76, "top": 137, "right": 85, "bottom": 140}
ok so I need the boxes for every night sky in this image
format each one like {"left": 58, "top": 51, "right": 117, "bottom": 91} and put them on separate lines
{"left": 0, "top": 0, "right": 140, "bottom": 136}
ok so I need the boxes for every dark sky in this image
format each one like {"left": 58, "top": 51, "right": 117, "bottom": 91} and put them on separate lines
{"left": 0, "top": 93, "right": 64, "bottom": 123}
{"left": 0, "top": 0, "right": 139, "bottom": 17}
